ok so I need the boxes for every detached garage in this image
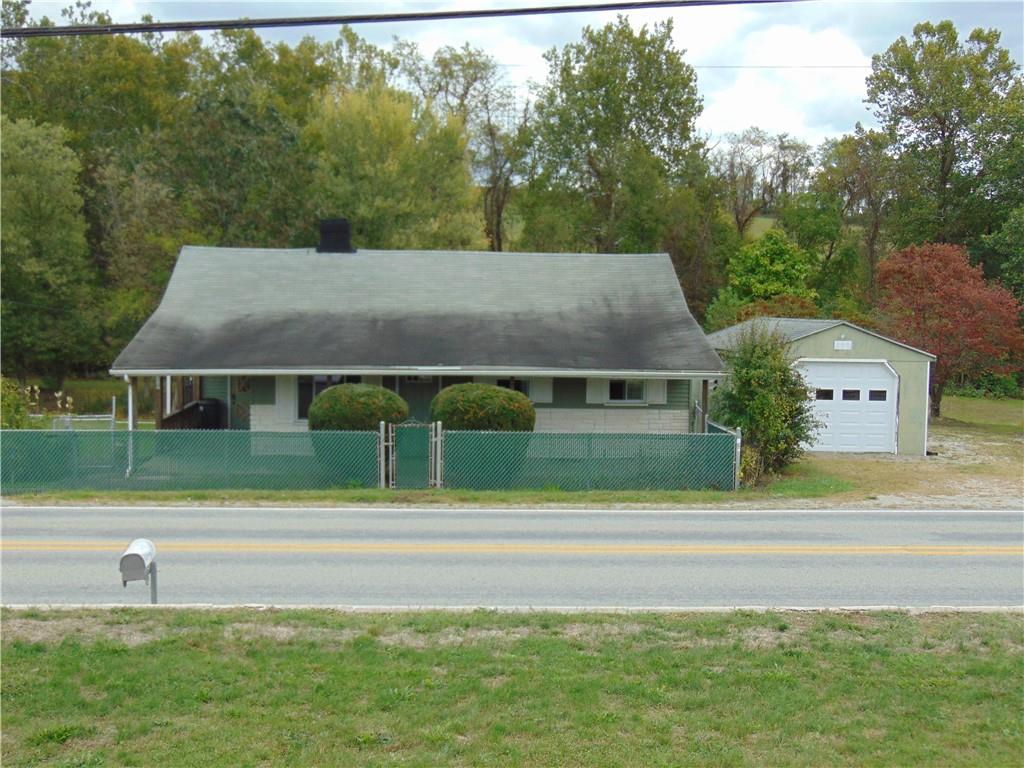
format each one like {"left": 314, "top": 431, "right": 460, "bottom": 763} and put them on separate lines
{"left": 706, "top": 318, "right": 935, "bottom": 456}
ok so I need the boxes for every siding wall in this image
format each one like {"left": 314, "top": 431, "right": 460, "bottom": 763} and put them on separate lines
{"left": 234, "top": 375, "right": 695, "bottom": 434}
{"left": 201, "top": 376, "right": 228, "bottom": 402}
{"left": 249, "top": 376, "right": 306, "bottom": 432}
{"left": 789, "top": 326, "right": 932, "bottom": 455}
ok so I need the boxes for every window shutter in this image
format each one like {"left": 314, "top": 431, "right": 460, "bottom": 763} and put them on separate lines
{"left": 474, "top": 376, "right": 498, "bottom": 385}
{"left": 530, "top": 377, "right": 553, "bottom": 404}
{"left": 585, "top": 378, "right": 607, "bottom": 404}
{"left": 646, "top": 379, "right": 667, "bottom": 405}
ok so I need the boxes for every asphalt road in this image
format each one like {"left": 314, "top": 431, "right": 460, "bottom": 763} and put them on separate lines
{"left": 2, "top": 505, "right": 1022, "bottom": 608}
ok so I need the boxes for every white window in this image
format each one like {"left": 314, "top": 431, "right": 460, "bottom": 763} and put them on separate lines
{"left": 496, "top": 378, "right": 530, "bottom": 396}
{"left": 608, "top": 379, "right": 645, "bottom": 403}
{"left": 298, "top": 375, "right": 361, "bottom": 419}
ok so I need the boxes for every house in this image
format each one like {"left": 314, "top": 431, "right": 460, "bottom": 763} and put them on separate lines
{"left": 111, "top": 220, "right": 726, "bottom": 434}
{"left": 706, "top": 317, "right": 935, "bottom": 455}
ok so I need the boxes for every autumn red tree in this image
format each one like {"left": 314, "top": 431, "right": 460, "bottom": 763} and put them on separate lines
{"left": 877, "top": 243, "right": 1024, "bottom": 416}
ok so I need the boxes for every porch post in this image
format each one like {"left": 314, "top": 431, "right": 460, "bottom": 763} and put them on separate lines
{"left": 154, "top": 377, "right": 163, "bottom": 429}
{"left": 126, "top": 376, "right": 138, "bottom": 431}
{"left": 700, "top": 379, "right": 709, "bottom": 433}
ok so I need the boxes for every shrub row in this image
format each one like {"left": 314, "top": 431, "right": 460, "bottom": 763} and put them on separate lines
{"left": 307, "top": 382, "right": 536, "bottom": 432}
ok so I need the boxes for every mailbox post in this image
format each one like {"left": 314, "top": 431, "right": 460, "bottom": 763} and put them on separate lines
{"left": 119, "top": 538, "right": 157, "bottom": 604}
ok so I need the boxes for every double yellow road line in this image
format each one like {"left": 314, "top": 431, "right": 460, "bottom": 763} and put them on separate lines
{"left": 2, "top": 540, "right": 1020, "bottom": 557}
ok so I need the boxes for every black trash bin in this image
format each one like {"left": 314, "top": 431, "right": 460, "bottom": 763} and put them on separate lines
{"left": 195, "top": 399, "right": 223, "bottom": 429}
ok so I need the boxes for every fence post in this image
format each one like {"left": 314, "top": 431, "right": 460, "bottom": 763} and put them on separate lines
{"left": 435, "top": 421, "right": 444, "bottom": 489}
{"left": 378, "top": 421, "right": 386, "bottom": 489}
{"left": 734, "top": 426, "right": 742, "bottom": 491}
{"left": 387, "top": 422, "right": 396, "bottom": 489}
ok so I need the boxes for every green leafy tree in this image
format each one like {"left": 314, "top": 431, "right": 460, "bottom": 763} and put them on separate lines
{"left": 777, "top": 192, "right": 843, "bottom": 257}
{"left": 397, "top": 42, "right": 530, "bottom": 251}
{"left": 979, "top": 205, "right": 1024, "bottom": 303}
{"left": 90, "top": 162, "right": 203, "bottom": 358}
{"left": 710, "top": 327, "right": 818, "bottom": 485}
{"left": 305, "top": 87, "right": 484, "bottom": 249}
{"left": 727, "top": 230, "right": 817, "bottom": 302}
{"left": 866, "top": 21, "right": 1023, "bottom": 249}
{"left": 1, "top": 116, "right": 100, "bottom": 387}
{"left": 530, "top": 16, "right": 702, "bottom": 252}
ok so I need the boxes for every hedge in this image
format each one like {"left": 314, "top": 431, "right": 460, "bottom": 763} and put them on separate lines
{"left": 307, "top": 384, "right": 409, "bottom": 431}
{"left": 429, "top": 383, "right": 535, "bottom": 431}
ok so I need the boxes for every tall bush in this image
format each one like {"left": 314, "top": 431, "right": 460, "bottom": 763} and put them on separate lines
{"left": 710, "top": 326, "right": 818, "bottom": 485}
{"left": 1, "top": 377, "right": 32, "bottom": 429}
{"left": 308, "top": 384, "right": 408, "bottom": 431}
{"left": 430, "top": 383, "right": 535, "bottom": 431}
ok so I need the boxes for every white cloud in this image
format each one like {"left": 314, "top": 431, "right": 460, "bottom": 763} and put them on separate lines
{"left": 697, "top": 24, "right": 873, "bottom": 145}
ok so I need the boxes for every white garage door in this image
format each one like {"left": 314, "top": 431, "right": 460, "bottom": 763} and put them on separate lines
{"left": 797, "top": 360, "right": 898, "bottom": 453}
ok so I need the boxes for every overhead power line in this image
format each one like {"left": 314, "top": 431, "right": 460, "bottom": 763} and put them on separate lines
{"left": 1, "top": 0, "right": 816, "bottom": 39}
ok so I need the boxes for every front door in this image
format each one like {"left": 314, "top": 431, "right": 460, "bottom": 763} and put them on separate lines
{"left": 230, "top": 376, "right": 252, "bottom": 430}
{"left": 399, "top": 376, "right": 438, "bottom": 422}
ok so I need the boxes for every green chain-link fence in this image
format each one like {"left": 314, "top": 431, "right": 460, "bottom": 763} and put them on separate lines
{"left": 2, "top": 428, "right": 739, "bottom": 493}
{"left": 443, "top": 431, "right": 737, "bottom": 491}
{"left": 0, "top": 430, "right": 379, "bottom": 493}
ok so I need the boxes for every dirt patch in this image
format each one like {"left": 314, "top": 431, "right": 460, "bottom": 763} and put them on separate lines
{"left": 377, "top": 626, "right": 534, "bottom": 648}
{"left": 224, "top": 622, "right": 361, "bottom": 644}
{"left": 2, "top": 616, "right": 159, "bottom": 646}
{"left": 558, "top": 622, "right": 646, "bottom": 641}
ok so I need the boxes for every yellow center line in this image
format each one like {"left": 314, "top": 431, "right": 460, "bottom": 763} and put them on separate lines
{"left": 1, "top": 540, "right": 1021, "bottom": 557}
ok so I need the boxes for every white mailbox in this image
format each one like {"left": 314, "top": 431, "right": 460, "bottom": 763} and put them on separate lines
{"left": 119, "top": 538, "right": 157, "bottom": 603}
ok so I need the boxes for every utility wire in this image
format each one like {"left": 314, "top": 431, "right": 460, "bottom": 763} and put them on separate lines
{"left": 1, "top": 0, "right": 816, "bottom": 39}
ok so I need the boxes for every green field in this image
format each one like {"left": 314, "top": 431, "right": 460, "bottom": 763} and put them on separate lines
{"left": 2, "top": 608, "right": 1021, "bottom": 767}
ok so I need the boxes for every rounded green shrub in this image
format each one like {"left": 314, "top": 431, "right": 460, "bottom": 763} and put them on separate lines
{"left": 308, "top": 384, "right": 409, "bottom": 431}
{"left": 429, "top": 383, "right": 535, "bottom": 431}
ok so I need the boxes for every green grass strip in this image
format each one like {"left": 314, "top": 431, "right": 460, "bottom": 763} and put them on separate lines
{"left": 2, "top": 608, "right": 1021, "bottom": 767}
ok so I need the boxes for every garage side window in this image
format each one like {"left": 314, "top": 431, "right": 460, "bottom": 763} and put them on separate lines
{"left": 815, "top": 389, "right": 834, "bottom": 400}
{"left": 842, "top": 389, "right": 860, "bottom": 400}
{"left": 869, "top": 390, "right": 887, "bottom": 401}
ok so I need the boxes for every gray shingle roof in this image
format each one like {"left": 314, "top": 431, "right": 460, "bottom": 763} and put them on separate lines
{"left": 705, "top": 317, "right": 844, "bottom": 350}
{"left": 111, "top": 246, "right": 725, "bottom": 374}
{"left": 705, "top": 316, "right": 936, "bottom": 359}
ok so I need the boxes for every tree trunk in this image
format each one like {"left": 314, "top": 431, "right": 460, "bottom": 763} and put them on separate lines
{"left": 929, "top": 381, "right": 944, "bottom": 418}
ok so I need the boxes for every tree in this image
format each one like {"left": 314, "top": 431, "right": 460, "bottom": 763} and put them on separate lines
{"left": 713, "top": 128, "right": 813, "bottom": 237}
{"left": 710, "top": 327, "right": 818, "bottom": 485}
{"left": 777, "top": 191, "right": 843, "bottom": 257}
{"left": 0, "top": 116, "right": 100, "bottom": 387}
{"left": 866, "top": 22, "right": 1023, "bottom": 248}
{"left": 979, "top": 205, "right": 1024, "bottom": 303}
{"left": 877, "top": 243, "right": 1024, "bottom": 416}
{"left": 659, "top": 177, "right": 740, "bottom": 321}
{"left": 531, "top": 16, "right": 702, "bottom": 252}
{"left": 737, "top": 295, "right": 820, "bottom": 322}
{"left": 726, "top": 230, "right": 817, "bottom": 302}
{"left": 397, "top": 42, "right": 529, "bottom": 251}
{"left": 305, "top": 87, "right": 484, "bottom": 249}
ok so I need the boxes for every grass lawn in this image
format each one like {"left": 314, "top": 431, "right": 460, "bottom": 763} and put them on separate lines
{"left": 940, "top": 394, "right": 1024, "bottom": 435}
{"left": 2, "top": 608, "right": 1021, "bottom": 767}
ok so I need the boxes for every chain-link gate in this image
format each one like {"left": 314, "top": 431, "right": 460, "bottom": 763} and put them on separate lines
{"left": 380, "top": 421, "right": 444, "bottom": 489}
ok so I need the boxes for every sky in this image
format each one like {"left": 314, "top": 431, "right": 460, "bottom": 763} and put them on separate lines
{"left": 20, "top": 0, "right": 1024, "bottom": 147}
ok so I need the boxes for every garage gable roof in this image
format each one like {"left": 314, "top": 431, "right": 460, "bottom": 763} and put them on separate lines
{"left": 706, "top": 317, "right": 936, "bottom": 359}
{"left": 111, "top": 246, "right": 727, "bottom": 375}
